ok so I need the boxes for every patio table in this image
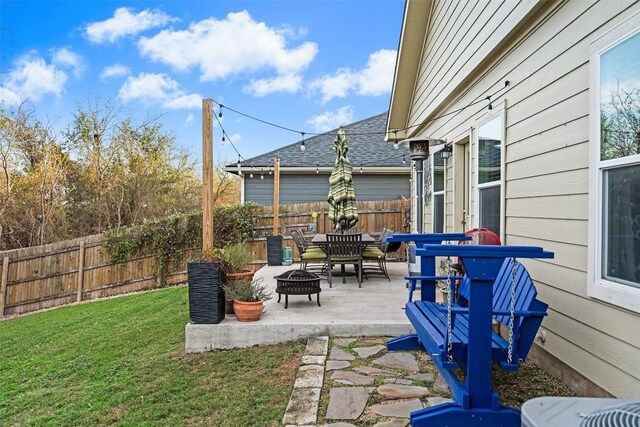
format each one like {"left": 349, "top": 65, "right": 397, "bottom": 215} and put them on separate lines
{"left": 311, "top": 234, "right": 375, "bottom": 279}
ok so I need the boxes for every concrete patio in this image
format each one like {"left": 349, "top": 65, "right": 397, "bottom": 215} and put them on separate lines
{"left": 185, "top": 262, "right": 415, "bottom": 352}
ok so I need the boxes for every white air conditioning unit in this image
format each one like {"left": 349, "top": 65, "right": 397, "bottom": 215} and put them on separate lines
{"left": 522, "top": 397, "right": 640, "bottom": 427}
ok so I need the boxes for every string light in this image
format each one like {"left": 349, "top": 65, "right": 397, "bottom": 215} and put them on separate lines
{"left": 260, "top": 169, "right": 264, "bottom": 179}
{"left": 394, "top": 141, "right": 399, "bottom": 150}
{"left": 269, "top": 168, "right": 272, "bottom": 175}
{"left": 360, "top": 165, "right": 363, "bottom": 173}
{"left": 403, "top": 155, "right": 406, "bottom": 165}
{"left": 205, "top": 80, "right": 510, "bottom": 167}
{"left": 250, "top": 166, "right": 254, "bottom": 179}
{"left": 316, "top": 164, "right": 319, "bottom": 174}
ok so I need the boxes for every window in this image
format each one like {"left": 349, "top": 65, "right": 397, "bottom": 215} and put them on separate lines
{"left": 589, "top": 13, "right": 640, "bottom": 313}
{"left": 433, "top": 151, "right": 445, "bottom": 233}
{"left": 476, "top": 114, "right": 502, "bottom": 237}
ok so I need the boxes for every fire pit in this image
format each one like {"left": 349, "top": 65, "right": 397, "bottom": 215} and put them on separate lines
{"left": 274, "top": 270, "right": 321, "bottom": 309}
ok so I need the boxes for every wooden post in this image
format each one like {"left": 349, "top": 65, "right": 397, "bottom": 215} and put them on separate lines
{"left": 202, "top": 99, "right": 214, "bottom": 252}
{"left": 76, "top": 242, "right": 85, "bottom": 302}
{"left": 272, "top": 157, "right": 280, "bottom": 235}
{"left": 0, "top": 256, "right": 9, "bottom": 316}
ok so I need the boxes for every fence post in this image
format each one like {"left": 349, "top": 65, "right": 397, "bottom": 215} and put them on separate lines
{"left": 76, "top": 242, "right": 85, "bottom": 302}
{"left": 1, "top": 256, "right": 9, "bottom": 316}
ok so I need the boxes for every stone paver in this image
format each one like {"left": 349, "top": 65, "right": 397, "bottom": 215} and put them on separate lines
{"left": 373, "top": 352, "right": 420, "bottom": 371}
{"left": 329, "top": 347, "right": 356, "bottom": 361}
{"left": 383, "top": 378, "right": 413, "bottom": 385}
{"left": 306, "top": 336, "right": 329, "bottom": 356}
{"left": 354, "top": 366, "right": 400, "bottom": 377}
{"left": 353, "top": 344, "right": 386, "bottom": 358}
{"left": 326, "top": 387, "right": 370, "bottom": 420}
{"left": 295, "top": 364, "right": 325, "bottom": 388}
{"left": 370, "top": 398, "right": 423, "bottom": 418}
{"left": 301, "top": 355, "right": 326, "bottom": 365}
{"left": 426, "top": 396, "right": 454, "bottom": 406}
{"left": 333, "top": 337, "right": 357, "bottom": 347}
{"left": 326, "top": 360, "right": 350, "bottom": 371}
{"left": 406, "top": 373, "right": 434, "bottom": 382}
{"left": 325, "top": 423, "right": 357, "bottom": 427}
{"left": 282, "top": 387, "right": 321, "bottom": 425}
{"left": 356, "top": 337, "right": 386, "bottom": 345}
{"left": 377, "top": 384, "right": 430, "bottom": 400}
{"left": 432, "top": 373, "right": 450, "bottom": 393}
{"left": 331, "top": 370, "right": 374, "bottom": 386}
{"left": 373, "top": 421, "right": 407, "bottom": 427}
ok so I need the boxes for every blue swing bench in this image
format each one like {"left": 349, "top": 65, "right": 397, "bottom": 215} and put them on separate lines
{"left": 388, "top": 243, "right": 553, "bottom": 427}
{"left": 403, "top": 257, "right": 549, "bottom": 371}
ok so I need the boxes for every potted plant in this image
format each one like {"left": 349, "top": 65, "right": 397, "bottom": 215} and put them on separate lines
{"left": 221, "top": 242, "right": 255, "bottom": 284}
{"left": 187, "top": 251, "right": 226, "bottom": 324}
{"left": 223, "top": 278, "right": 272, "bottom": 321}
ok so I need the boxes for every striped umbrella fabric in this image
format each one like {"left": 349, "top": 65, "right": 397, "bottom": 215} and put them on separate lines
{"left": 327, "top": 128, "right": 358, "bottom": 232}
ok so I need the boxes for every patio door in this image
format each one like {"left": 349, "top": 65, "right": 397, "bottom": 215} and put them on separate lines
{"left": 454, "top": 138, "right": 470, "bottom": 233}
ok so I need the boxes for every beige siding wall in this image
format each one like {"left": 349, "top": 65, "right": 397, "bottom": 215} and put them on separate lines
{"left": 406, "top": 0, "right": 640, "bottom": 396}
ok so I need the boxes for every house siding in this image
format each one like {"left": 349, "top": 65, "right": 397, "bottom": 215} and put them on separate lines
{"left": 403, "top": 0, "right": 640, "bottom": 397}
{"left": 244, "top": 173, "right": 410, "bottom": 205}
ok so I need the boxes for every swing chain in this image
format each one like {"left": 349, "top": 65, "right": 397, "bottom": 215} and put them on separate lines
{"left": 445, "top": 257, "right": 454, "bottom": 362}
{"left": 507, "top": 258, "right": 518, "bottom": 364}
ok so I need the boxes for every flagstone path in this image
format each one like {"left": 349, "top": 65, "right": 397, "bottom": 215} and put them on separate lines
{"left": 282, "top": 336, "right": 453, "bottom": 426}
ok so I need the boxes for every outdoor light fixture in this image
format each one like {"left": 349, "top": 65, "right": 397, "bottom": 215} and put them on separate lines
{"left": 440, "top": 144, "right": 453, "bottom": 159}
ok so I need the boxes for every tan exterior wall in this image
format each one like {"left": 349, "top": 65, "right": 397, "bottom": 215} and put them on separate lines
{"left": 400, "top": 0, "right": 640, "bottom": 397}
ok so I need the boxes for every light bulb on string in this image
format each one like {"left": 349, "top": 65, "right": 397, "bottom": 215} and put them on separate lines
{"left": 218, "top": 105, "right": 223, "bottom": 118}
{"left": 360, "top": 165, "right": 363, "bottom": 174}
{"left": 486, "top": 96, "right": 493, "bottom": 111}
{"left": 316, "top": 164, "right": 319, "bottom": 174}
{"left": 250, "top": 166, "right": 254, "bottom": 179}
{"left": 260, "top": 169, "right": 264, "bottom": 179}
{"left": 393, "top": 131, "right": 399, "bottom": 150}
{"left": 402, "top": 155, "right": 406, "bottom": 165}
{"left": 300, "top": 132, "right": 306, "bottom": 151}
{"left": 237, "top": 156, "right": 241, "bottom": 169}
{"left": 269, "top": 168, "right": 272, "bottom": 175}
{"left": 222, "top": 133, "right": 225, "bottom": 142}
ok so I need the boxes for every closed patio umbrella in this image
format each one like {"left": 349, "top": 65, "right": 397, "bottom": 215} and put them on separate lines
{"left": 328, "top": 127, "right": 358, "bottom": 232}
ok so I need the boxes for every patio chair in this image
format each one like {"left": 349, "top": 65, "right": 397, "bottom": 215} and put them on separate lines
{"left": 291, "top": 229, "right": 326, "bottom": 273}
{"left": 362, "top": 228, "right": 393, "bottom": 281}
{"left": 326, "top": 233, "right": 363, "bottom": 287}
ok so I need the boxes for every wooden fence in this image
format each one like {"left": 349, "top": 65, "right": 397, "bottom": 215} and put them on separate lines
{"left": 0, "top": 199, "right": 409, "bottom": 317}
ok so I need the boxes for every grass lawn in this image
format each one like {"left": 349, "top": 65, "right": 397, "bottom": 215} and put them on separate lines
{"left": 0, "top": 286, "right": 304, "bottom": 426}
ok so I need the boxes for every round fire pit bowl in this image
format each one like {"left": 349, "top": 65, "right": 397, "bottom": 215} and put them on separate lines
{"left": 274, "top": 270, "right": 321, "bottom": 309}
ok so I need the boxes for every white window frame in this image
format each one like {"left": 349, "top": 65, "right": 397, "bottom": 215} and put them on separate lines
{"left": 588, "top": 11, "right": 640, "bottom": 313}
{"left": 474, "top": 108, "right": 505, "bottom": 242}
{"left": 432, "top": 149, "right": 446, "bottom": 233}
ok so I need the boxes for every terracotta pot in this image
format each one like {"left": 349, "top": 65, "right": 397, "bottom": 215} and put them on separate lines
{"left": 233, "top": 300, "right": 264, "bottom": 322}
{"left": 225, "top": 269, "right": 255, "bottom": 285}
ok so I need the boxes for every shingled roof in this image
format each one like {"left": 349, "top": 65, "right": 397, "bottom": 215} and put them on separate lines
{"left": 227, "top": 112, "right": 410, "bottom": 170}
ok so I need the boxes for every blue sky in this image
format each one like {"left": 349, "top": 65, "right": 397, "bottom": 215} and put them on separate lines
{"left": 1, "top": 0, "right": 404, "bottom": 165}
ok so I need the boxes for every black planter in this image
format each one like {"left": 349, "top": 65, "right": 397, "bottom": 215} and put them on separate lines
{"left": 187, "top": 262, "right": 225, "bottom": 324}
{"left": 267, "top": 235, "right": 283, "bottom": 266}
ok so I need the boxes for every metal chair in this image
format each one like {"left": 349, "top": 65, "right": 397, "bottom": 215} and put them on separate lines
{"left": 290, "top": 229, "right": 326, "bottom": 273}
{"left": 362, "top": 228, "right": 393, "bottom": 281}
{"left": 326, "top": 233, "right": 363, "bottom": 287}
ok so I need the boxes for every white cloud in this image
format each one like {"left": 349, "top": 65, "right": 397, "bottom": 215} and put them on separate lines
{"left": 306, "top": 105, "right": 355, "bottom": 133}
{"left": 243, "top": 74, "right": 302, "bottom": 97}
{"left": 51, "top": 47, "right": 85, "bottom": 77}
{"left": 0, "top": 53, "right": 67, "bottom": 105}
{"left": 99, "top": 63, "right": 130, "bottom": 81}
{"left": 138, "top": 10, "right": 317, "bottom": 84}
{"left": 309, "top": 49, "right": 396, "bottom": 103}
{"left": 117, "top": 72, "right": 201, "bottom": 110}
{"left": 85, "top": 7, "right": 177, "bottom": 44}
